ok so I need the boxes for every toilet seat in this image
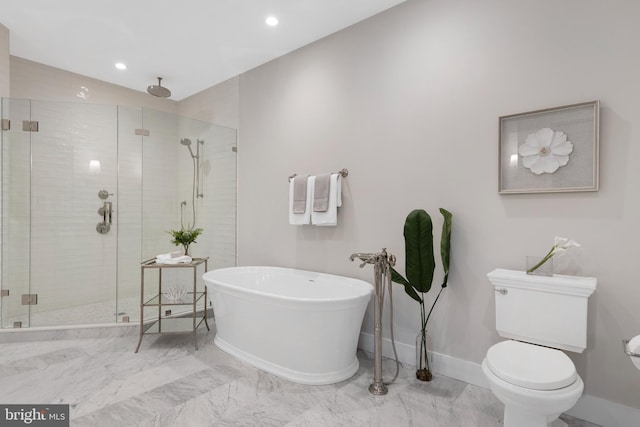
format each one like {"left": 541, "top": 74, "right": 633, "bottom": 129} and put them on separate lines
{"left": 486, "top": 340, "right": 577, "bottom": 390}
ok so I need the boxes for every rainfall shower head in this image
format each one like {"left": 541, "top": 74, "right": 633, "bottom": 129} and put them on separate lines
{"left": 180, "top": 138, "right": 197, "bottom": 158}
{"left": 147, "top": 77, "right": 171, "bottom": 98}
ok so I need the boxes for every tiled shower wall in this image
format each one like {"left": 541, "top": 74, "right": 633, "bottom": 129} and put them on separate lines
{"left": 1, "top": 99, "right": 236, "bottom": 327}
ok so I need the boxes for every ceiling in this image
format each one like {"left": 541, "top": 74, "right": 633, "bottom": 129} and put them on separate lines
{"left": 0, "top": 0, "right": 407, "bottom": 101}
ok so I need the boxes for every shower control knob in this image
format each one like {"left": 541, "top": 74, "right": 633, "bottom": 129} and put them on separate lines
{"left": 96, "top": 222, "right": 111, "bottom": 234}
{"left": 98, "top": 190, "right": 113, "bottom": 200}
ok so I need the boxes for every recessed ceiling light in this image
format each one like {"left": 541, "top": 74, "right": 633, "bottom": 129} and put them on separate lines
{"left": 115, "top": 62, "right": 127, "bottom": 70}
{"left": 265, "top": 16, "right": 279, "bottom": 27}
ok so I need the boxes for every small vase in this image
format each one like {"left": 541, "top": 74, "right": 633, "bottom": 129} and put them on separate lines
{"left": 415, "top": 330, "right": 433, "bottom": 381}
{"left": 183, "top": 245, "right": 190, "bottom": 257}
{"left": 526, "top": 255, "right": 553, "bottom": 276}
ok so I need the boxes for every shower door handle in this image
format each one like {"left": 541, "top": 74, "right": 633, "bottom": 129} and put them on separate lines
{"left": 98, "top": 202, "right": 113, "bottom": 225}
{"left": 104, "top": 201, "right": 112, "bottom": 225}
{"left": 96, "top": 201, "right": 113, "bottom": 234}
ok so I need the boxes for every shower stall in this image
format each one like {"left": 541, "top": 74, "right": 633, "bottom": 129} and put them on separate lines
{"left": 0, "top": 98, "right": 237, "bottom": 329}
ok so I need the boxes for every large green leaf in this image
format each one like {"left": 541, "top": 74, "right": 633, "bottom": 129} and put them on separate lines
{"left": 439, "top": 208, "right": 452, "bottom": 288}
{"left": 391, "top": 267, "right": 423, "bottom": 303}
{"left": 404, "top": 209, "right": 435, "bottom": 293}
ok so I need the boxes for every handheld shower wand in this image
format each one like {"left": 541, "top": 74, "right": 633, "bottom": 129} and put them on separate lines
{"left": 180, "top": 138, "right": 197, "bottom": 159}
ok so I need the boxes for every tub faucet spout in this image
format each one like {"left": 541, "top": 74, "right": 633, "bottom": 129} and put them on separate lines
{"left": 349, "top": 253, "right": 377, "bottom": 268}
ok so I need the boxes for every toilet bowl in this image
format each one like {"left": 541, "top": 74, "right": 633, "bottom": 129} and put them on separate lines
{"left": 484, "top": 269, "right": 597, "bottom": 427}
{"left": 482, "top": 340, "right": 583, "bottom": 427}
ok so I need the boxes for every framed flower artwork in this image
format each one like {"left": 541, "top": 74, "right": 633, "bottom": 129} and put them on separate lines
{"left": 498, "top": 100, "right": 599, "bottom": 194}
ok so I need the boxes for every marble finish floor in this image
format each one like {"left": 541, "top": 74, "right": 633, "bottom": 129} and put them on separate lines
{"left": 0, "top": 328, "right": 599, "bottom": 427}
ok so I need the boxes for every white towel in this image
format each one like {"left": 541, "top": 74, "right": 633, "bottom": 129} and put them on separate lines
{"left": 156, "top": 255, "right": 192, "bottom": 264}
{"left": 289, "top": 176, "right": 313, "bottom": 225}
{"left": 156, "top": 251, "right": 184, "bottom": 260}
{"left": 311, "top": 174, "right": 342, "bottom": 226}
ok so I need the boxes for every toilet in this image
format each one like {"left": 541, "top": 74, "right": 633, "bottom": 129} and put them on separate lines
{"left": 483, "top": 268, "right": 597, "bottom": 427}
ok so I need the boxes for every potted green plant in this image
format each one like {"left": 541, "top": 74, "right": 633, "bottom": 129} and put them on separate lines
{"left": 391, "top": 208, "right": 452, "bottom": 381}
{"left": 167, "top": 227, "right": 203, "bottom": 257}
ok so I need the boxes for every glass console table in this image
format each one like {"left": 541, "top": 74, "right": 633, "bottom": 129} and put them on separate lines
{"left": 135, "top": 257, "right": 210, "bottom": 353}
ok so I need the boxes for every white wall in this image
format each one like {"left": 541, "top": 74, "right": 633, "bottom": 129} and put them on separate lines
{"left": 237, "top": 0, "right": 640, "bottom": 417}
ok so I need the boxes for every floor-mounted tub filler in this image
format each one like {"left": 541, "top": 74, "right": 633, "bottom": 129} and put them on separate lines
{"left": 350, "top": 248, "right": 400, "bottom": 395}
{"left": 203, "top": 266, "right": 372, "bottom": 385}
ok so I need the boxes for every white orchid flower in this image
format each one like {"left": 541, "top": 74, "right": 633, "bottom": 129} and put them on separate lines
{"left": 527, "top": 236, "right": 581, "bottom": 274}
{"left": 554, "top": 236, "right": 568, "bottom": 246}
{"left": 554, "top": 236, "right": 581, "bottom": 249}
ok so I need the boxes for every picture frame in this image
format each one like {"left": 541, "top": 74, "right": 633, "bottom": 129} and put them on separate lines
{"left": 498, "top": 100, "right": 599, "bottom": 194}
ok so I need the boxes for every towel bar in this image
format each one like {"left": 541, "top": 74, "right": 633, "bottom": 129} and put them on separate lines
{"left": 288, "top": 168, "right": 348, "bottom": 182}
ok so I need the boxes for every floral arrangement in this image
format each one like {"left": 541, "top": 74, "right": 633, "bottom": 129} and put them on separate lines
{"left": 167, "top": 227, "right": 203, "bottom": 257}
{"left": 527, "top": 236, "right": 580, "bottom": 274}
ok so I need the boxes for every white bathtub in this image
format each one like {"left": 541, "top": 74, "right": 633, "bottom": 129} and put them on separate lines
{"left": 203, "top": 266, "right": 373, "bottom": 385}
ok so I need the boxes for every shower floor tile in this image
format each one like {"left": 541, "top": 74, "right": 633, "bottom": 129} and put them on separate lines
{"left": 0, "top": 329, "right": 600, "bottom": 427}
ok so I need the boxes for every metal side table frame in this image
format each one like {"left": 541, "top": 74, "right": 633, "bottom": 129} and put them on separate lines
{"left": 135, "top": 257, "right": 210, "bottom": 353}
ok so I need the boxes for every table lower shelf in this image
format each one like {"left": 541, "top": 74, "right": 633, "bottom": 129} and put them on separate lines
{"left": 143, "top": 291, "right": 205, "bottom": 306}
{"left": 143, "top": 316, "right": 207, "bottom": 334}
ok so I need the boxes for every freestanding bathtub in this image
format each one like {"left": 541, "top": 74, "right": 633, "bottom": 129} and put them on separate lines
{"left": 203, "top": 266, "right": 373, "bottom": 385}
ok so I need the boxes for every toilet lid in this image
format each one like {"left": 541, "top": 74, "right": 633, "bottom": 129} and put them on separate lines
{"left": 486, "top": 340, "right": 577, "bottom": 390}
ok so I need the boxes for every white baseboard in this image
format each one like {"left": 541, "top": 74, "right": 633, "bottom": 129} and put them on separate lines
{"left": 358, "top": 332, "right": 639, "bottom": 427}
{"left": 566, "top": 394, "right": 640, "bottom": 427}
{"left": 358, "top": 331, "right": 489, "bottom": 388}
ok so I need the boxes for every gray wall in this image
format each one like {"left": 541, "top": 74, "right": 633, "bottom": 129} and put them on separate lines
{"left": 237, "top": 0, "right": 640, "bottom": 412}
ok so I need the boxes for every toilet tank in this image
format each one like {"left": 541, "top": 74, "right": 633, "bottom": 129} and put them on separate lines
{"left": 487, "top": 269, "right": 597, "bottom": 353}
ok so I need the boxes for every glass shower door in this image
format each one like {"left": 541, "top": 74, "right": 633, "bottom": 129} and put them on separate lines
{"left": 27, "top": 100, "right": 119, "bottom": 326}
{"left": 1, "top": 98, "right": 32, "bottom": 328}
{"left": 1, "top": 99, "right": 120, "bottom": 328}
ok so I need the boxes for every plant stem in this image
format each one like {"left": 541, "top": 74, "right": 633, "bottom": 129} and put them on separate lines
{"left": 526, "top": 246, "right": 555, "bottom": 274}
{"left": 419, "top": 300, "right": 426, "bottom": 370}
{"left": 424, "top": 286, "right": 444, "bottom": 330}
